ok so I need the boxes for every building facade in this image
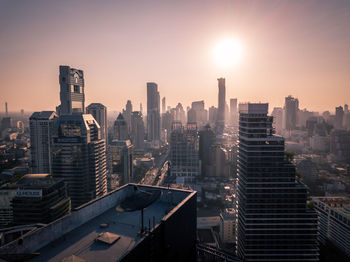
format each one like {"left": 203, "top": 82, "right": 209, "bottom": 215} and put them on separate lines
{"left": 59, "top": 65, "right": 85, "bottom": 115}
{"left": 170, "top": 122, "right": 200, "bottom": 184}
{"left": 30, "top": 111, "right": 58, "bottom": 173}
{"left": 216, "top": 78, "right": 226, "bottom": 134}
{"left": 86, "top": 103, "right": 108, "bottom": 141}
{"left": 284, "top": 95, "right": 299, "bottom": 131}
{"left": 51, "top": 114, "right": 107, "bottom": 208}
{"left": 12, "top": 174, "right": 71, "bottom": 225}
{"left": 313, "top": 197, "right": 350, "bottom": 257}
{"left": 147, "top": 82, "right": 161, "bottom": 146}
{"left": 236, "top": 103, "right": 318, "bottom": 262}
{"left": 109, "top": 139, "right": 133, "bottom": 185}
{"left": 131, "top": 111, "right": 145, "bottom": 149}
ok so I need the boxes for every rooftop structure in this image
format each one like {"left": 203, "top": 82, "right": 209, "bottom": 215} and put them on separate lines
{"left": 0, "top": 184, "right": 197, "bottom": 262}
{"left": 313, "top": 197, "right": 350, "bottom": 257}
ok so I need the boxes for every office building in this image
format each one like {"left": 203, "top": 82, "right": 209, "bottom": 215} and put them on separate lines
{"left": 236, "top": 103, "right": 318, "bottom": 262}
{"left": 284, "top": 95, "right": 299, "bottom": 130}
{"left": 330, "top": 130, "right": 350, "bottom": 162}
{"left": 147, "top": 82, "right": 161, "bottom": 145}
{"left": 124, "top": 100, "right": 133, "bottom": 133}
{"left": 216, "top": 78, "right": 226, "bottom": 134}
{"left": 162, "top": 97, "right": 166, "bottom": 114}
{"left": 0, "top": 185, "right": 17, "bottom": 227}
{"left": 199, "top": 124, "right": 215, "bottom": 177}
{"left": 51, "top": 114, "right": 107, "bottom": 208}
{"left": 12, "top": 174, "right": 71, "bottom": 225}
{"left": 170, "top": 122, "right": 200, "bottom": 184}
{"left": 313, "top": 197, "right": 350, "bottom": 257}
{"left": 86, "top": 103, "right": 108, "bottom": 141}
{"left": 114, "top": 113, "right": 129, "bottom": 140}
{"left": 29, "top": 111, "right": 58, "bottom": 174}
{"left": 59, "top": 65, "right": 85, "bottom": 115}
{"left": 130, "top": 111, "right": 145, "bottom": 149}
{"left": 271, "top": 107, "right": 284, "bottom": 135}
{"left": 335, "top": 106, "right": 344, "bottom": 130}
{"left": 109, "top": 139, "right": 133, "bottom": 185}
{"left": 0, "top": 184, "right": 197, "bottom": 262}
{"left": 190, "top": 100, "right": 208, "bottom": 127}
{"left": 175, "top": 103, "right": 186, "bottom": 124}
{"left": 230, "top": 98, "right": 238, "bottom": 126}
{"left": 209, "top": 106, "right": 218, "bottom": 125}
{"left": 0, "top": 117, "right": 11, "bottom": 132}
{"left": 220, "top": 208, "right": 236, "bottom": 243}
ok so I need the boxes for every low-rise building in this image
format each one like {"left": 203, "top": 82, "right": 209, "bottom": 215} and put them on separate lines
{"left": 313, "top": 197, "right": 350, "bottom": 257}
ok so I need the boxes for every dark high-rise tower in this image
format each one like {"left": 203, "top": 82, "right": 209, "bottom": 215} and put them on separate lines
{"left": 51, "top": 114, "right": 107, "bottom": 208}
{"left": 236, "top": 103, "right": 318, "bottom": 262}
{"left": 216, "top": 78, "right": 226, "bottom": 134}
{"left": 59, "top": 65, "right": 85, "bottom": 115}
{"left": 335, "top": 106, "right": 344, "bottom": 130}
{"left": 284, "top": 95, "right": 299, "bottom": 131}
{"left": 30, "top": 111, "right": 58, "bottom": 173}
{"left": 147, "top": 82, "right": 160, "bottom": 145}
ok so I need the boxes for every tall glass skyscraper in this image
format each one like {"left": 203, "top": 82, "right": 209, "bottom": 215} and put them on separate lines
{"left": 216, "top": 78, "right": 226, "bottom": 134}
{"left": 236, "top": 103, "right": 318, "bottom": 262}
{"left": 147, "top": 82, "right": 160, "bottom": 146}
{"left": 51, "top": 114, "right": 107, "bottom": 208}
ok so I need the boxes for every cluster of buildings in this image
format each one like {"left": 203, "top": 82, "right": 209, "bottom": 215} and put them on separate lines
{"left": 1, "top": 66, "right": 350, "bottom": 261}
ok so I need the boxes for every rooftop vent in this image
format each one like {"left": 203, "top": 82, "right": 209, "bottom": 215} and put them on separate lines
{"left": 96, "top": 232, "right": 121, "bottom": 245}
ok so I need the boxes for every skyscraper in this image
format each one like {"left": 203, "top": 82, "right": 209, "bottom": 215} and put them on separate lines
{"left": 236, "top": 103, "right": 318, "bottom": 262}
{"left": 124, "top": 100, "right": 133, "bottom": 133}
{"left": 230, "top": 98, "right": 238, "bottom": 126}
{"left": 162, "top": 97, "right": 166, "bottom": 114}
{"left": 284, "top": 95, "right": 299, "bottom": 131}
{"left": 51, "top": 114, "right": 107, "bottom": 208}
{"left": 190, "top": 100, "right": 208, "bottom": 127}
{"left": 335, "top": 106, "right": 344, "bottom": 129}
{"left": 147, "top": 82, "right": 160, "bottom": 145}
{"left": 30, "top": 111, "right": 58, "bottom": 173}
{"left": 216, "top": 78, "right": 226, "bottom": 134}
{"left": 59, "top": 65, "right": 85, "bottom": 115}
{"left": 209, "top": 106, "right": 218, "bottom": 125}
{"left": 86, "top": 103, "right": 107, "bottom": 140}
{"left": 271, "top": 107, "right": 284, "bottom": 135}
{"left": 170, "top": 122, "right": 199, "bottom": 184}
{"left": 131, "top": 111, "right": 145, "bottom": 149}
{"left": 109, "top": 139, "right": 133, "bottom": 185}
{"left": 114, "top": 113, "right": 129, "bottom": 140}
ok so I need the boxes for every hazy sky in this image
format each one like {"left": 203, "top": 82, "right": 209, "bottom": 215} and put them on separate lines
{"left": 1, "top": 0, "right": 350, "bottom": 113}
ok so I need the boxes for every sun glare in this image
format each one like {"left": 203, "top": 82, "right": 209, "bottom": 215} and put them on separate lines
{"left": 213, "top": 38, "right": 243, "bottom": 68}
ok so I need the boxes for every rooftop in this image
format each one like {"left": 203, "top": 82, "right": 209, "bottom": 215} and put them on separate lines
{"left": 0, "top": 184, "right": 195, "bottom": 262}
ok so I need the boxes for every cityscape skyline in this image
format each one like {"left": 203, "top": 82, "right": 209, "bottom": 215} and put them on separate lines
{"left": 1, "top": 1, "right": 350, "bottom": 261}
{"left": 1, "top": 0, "right": 350, "bottom": 112}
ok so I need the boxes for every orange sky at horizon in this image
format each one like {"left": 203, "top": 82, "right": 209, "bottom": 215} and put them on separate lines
{"left": 1, "top": 0, "right": 349, "bottom": 114}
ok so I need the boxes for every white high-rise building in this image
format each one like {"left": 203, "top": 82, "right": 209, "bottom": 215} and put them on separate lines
{"left": 86, "top": 103, "right": 108, "bottom": 141}
{"left": 29, "top": 111, "right": 58, "bottom": 173}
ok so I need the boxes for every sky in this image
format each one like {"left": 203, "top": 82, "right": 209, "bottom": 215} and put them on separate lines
{"left": 1, "top": 0, "right": 350, "bottom": 113}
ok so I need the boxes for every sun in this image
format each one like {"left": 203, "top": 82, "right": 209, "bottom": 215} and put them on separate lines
{"left": 213, "top": 38, "right": 243, "bottom": 68}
